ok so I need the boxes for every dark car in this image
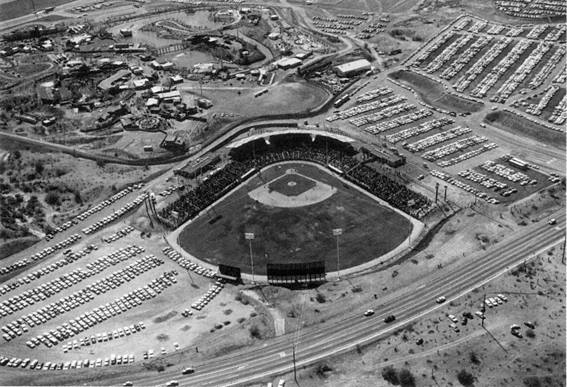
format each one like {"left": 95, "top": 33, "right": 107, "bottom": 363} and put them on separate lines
{"left": 384, "top": 315, "right": 396, "bottom": 323}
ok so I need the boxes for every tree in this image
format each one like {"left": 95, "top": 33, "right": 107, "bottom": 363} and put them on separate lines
{"left": 35, "top": 162, "right": 44, "bottom": 175}
{"left": 382, "top": 366, "right": 399, "bottom": 385}
{"left": 399, "top": 369, "right": 416, "bottom": 387}
{"left": 45, "top": 191, "right": 61, "bottom": 206}
{"left": 457, "top": 369, "right": 475, "bottom": 386}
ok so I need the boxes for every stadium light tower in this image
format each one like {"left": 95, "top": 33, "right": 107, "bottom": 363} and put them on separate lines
{"left": 245, "top": 232, "right": 255, "bottom": 283}
{"left": 332, "top": 228, "right": 343, "bottom": 280}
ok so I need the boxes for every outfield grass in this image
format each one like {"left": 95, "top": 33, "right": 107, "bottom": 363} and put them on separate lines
{"left": 178, "top": 163, "right": 413, "bottom": 274}
{"left": 389, "top": 70, "right": 484, "bottom": 113}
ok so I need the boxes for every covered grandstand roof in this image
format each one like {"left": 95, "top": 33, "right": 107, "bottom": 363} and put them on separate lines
{"left": 226, "top": 128, "right": 356, "bottom": 149}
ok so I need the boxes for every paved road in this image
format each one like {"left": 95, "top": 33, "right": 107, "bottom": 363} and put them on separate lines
{"left": 32, "top": 210, "right": 557, "bottom": 387}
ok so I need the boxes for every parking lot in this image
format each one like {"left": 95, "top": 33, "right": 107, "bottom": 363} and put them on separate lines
{"left": 0, "top": 211, "right": 254, "bottom": 374}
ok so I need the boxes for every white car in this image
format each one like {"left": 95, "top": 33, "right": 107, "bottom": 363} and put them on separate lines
{"left": 436, "top": 296, "right": 446, "bottom": 304}
{"left": 363, "top": 309, "right": 374, "bottom": 317}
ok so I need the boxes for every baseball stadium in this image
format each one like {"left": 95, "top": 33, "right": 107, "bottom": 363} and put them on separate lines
{"left": 165, "top": 132, "right": 428, "bottom": 282}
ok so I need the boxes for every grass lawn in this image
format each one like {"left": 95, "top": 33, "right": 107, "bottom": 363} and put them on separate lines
{"left": 178, "top": 162, "right": 412, "bottom": 274}
{"left": 389, "top": 70, "right": 484, "bottom": 113}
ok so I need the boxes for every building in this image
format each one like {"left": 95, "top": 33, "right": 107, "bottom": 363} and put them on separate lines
{"left": 508, "top": 157, "right": 528, "bottom": 170}
{"left": 276, "top": 57, "right": 302, "bottom": 70}
{"left": 170, "top": 75, "right": 184, "bottom": 84}
{"left": 361, "top": 146, "right": 406, "bottom": 168}
{"left": 157, "top": 90, "right": 181, "bottom": 103}
{"left": 334, "top": 59, "right": 372, "bottom": 77}
{"left": 132, "top": 78, "right": 149, "bottom": 89}
{"left": 197, "top": 98, "right": 213, "bottom": 109}
{"left": 193, "top": 63, "right": 215, "bottom": 74}
{"left": 162, "top": 134, "right": 186, "bottom": 151}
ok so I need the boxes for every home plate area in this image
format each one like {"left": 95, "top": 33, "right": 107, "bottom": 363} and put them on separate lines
{"left": 248, "top": 168, "right": 337, "bottom": 208}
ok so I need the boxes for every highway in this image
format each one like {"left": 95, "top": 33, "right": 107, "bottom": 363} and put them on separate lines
{"left": 96, "top": 212, "right": 564, "bottom": 387}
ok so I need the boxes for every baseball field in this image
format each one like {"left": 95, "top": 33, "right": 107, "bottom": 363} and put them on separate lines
{"left": 177, "top": 162, "right": 413, "bottom": 274}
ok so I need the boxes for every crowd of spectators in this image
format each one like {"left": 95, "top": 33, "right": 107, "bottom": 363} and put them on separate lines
{"left": 160, "top": 135, "right": 432, "bottom": 225}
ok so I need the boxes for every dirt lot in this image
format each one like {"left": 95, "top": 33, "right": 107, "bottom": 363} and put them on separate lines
{"left": 256, "top": 243, "right": 566, "bottom": 387}
{"left": 389, "top": 70, "right": 484, "bottom": 113}
{"left": 484, "top": 110, "right": 566, "bottom": 148}
{"left": 183, "top": 79, "right": 330, "bottom": 118}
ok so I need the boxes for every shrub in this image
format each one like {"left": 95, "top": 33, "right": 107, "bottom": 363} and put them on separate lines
{"left": 457, "top": 369, "right": 475, "bottom": 386}
{"left": 249, "top": 324, "right": 261, "bottom": 339}
{"left": 469, "top": 351, "right": 481, "bottom": 365}
{"left": 382, "top": 366, "right": 399, "bottom": 385}
{"left": 399, "top": 369, "right": 415, "bottom": 387}
{"left": 523, "top": 376, "right": 542, "bottom": 387}
{"left": 525, "top": 329, "right": 535, "bottom": 338}
{"left": 45, "top": 191, "right": 60, "bottom": 206}
{"left": 315, "top": 362, "right": 332, "bottom": 378}
{"left": 315, "top": 293, "right": 326, "bottom": 303}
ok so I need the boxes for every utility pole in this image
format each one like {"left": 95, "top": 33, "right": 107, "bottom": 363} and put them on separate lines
{"left": 481, "top": 293, "right": 486, "bottom": 328}
{"left": 292, "top": 344, "right": 298, "bottom": 385}
{"left": 245, "top": 232, "right": 255, "bottom": 283}
{"left": 332, "top": 228, "right": 343, "bottom": 280}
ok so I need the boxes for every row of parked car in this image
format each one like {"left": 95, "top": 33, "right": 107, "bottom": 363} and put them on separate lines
{"left": 430, "top": 169, "right": 500, "bottom": 204}
{"left": 436, "top": 143, "right": 499, "bottom": 168}
{"left": 422, "top": 135, "right": 488, "bottom": 162}
{"left": 425, "top": 34, "right": 474, "bottom": 74}
{"left": 405, "top": 126, "right": 472, "bottom": 153}
{"left": 44, "top": 184, "right": 144, "bottom": 241}
{"left": 453, "top": 38, "right": 511, "bottom": 93}
{"left": 0, "top": 354, "right": 137, "bottom": 371}
{"left": 102, "top": 225, "right": 135, "bottom": 243}
{"left": 162, "top": 247, "right": 216, "bottom": 278}
{"left": 0, "top": 245, "right": 96, "bottom": 297}
{"left": 480, "top": 161, "right": 533, "bottom": 184}
{"left": 2, "top": 248, "right": 150, "bottom": 343}
{"left": 355, "top": 87, "right": 392, "bottom": 103}
{"left": 63, "top": 322, "right": 146, "bottom": 352}
{"left": 327, "top": 95, "right": 407, "bottom": 122}
{"left": 349, "top": 101, "right": 415, "bottom": 127}
{"left": 27, "top": 270, "right": 178, "bottom": 348}
{"left": 158, "top": 185, "right": 182, "bottom": 197}
{"left": 363, "top": 109, "right": 432, "bottom": 135}
{"left": 386, "top": 118, "right": 454, "bottom": 144}
{"left": 491, "top": 42, "right": 551, "bottom": 103}
{"left": 191, "top": 281, "right": 225, "bottom": 311}
{"left": 0, "top": 234, "right": 82, "bottom": 276}
{"left": 526, "top": 85, "right": 561, "bottom": 116}
{"left": 82, "top": 193, "right": 148, "bottom": 235}
{"left": 440, "top": 36, "right": 491, "bottom": 81}
{"left": 470, "top": 39, "right": 531, "bottom": 99}
{"left": 549, "top": 95, "right": 566, "bottom": 126}
{"left": 1, "top": 245, "right": 142, "bottom": 325}
{"left": 529, "top": 47, "right": 566, "bottom": 89}
{"left": 45, "top": 220, "right": 76, "bottom": 240}
{"left": 76, "top": 183, "right": 144, "bottom": 223}
{"left": 458, "top": 170, "right": 508, "bottom": 191}
{"left": 411, "top": 30, "right": 454, "bottom": 66}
